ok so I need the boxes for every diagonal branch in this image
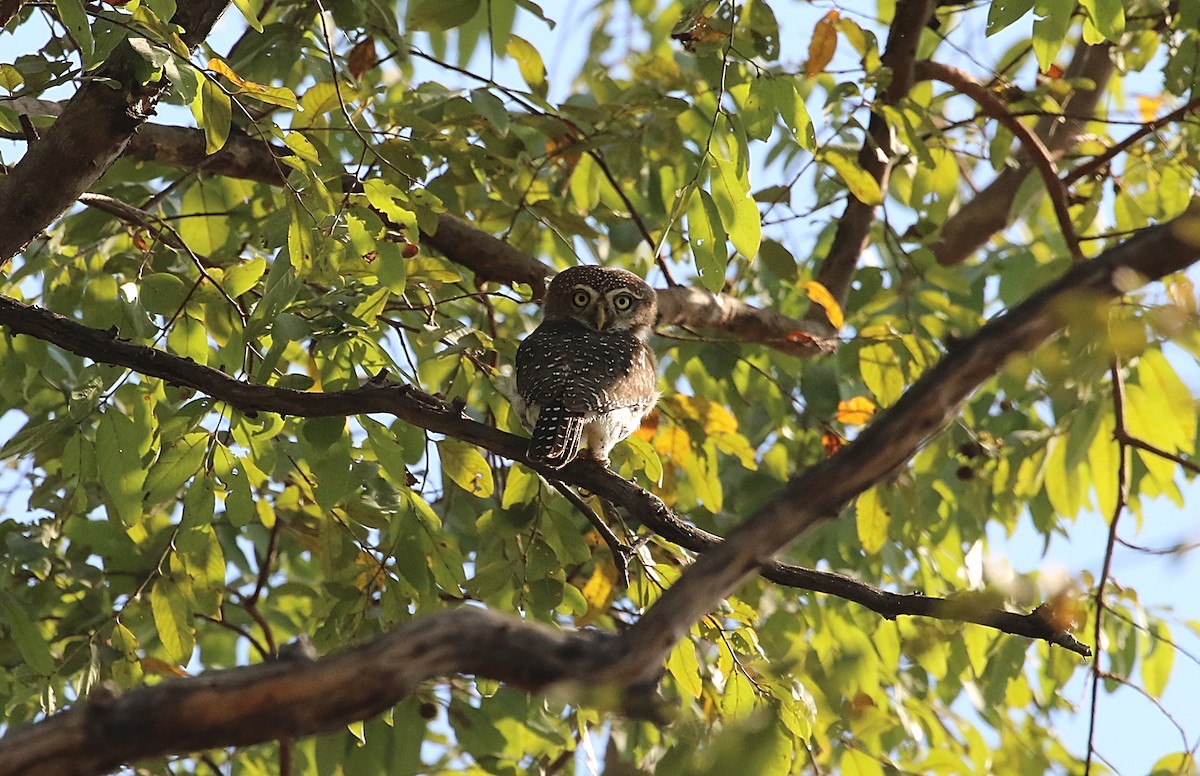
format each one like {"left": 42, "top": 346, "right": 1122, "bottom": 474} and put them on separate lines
{"left": 0, "top": 1, "right": 231, "bottom": 263}
{"left": 914, "top": 60, "right": 1082, "bottom": 259}
{"left": 616, "top": 202, "right": 1200, "bottom": 681}
{"left": 805, "top": 0, "right": 935, "bottom": 318}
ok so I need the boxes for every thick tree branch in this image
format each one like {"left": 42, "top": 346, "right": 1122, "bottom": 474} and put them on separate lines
{"left": 0, "top": 607, "right": 629, "bottom": 776}
{"left": 932, "top": 42, "right": 1114, "bottom": 265}
{"left": 0, "top": 292, "right": 1078, "bottom": 651}
{"left": 618, "top": 202, "right": 1200, "bottom": 680}
{"left": 806, "top": 0, "right": 935, "bottom": 318}
{"left": 0, "top": 1, "right": 231, "bottom": 263}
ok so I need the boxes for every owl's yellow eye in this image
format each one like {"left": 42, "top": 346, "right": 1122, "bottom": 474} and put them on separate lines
{"left": 572, "top": 290, "right": 590, "bottom": 308}
{"left": 612, "top": 292, "right": 633, "bottom": 311}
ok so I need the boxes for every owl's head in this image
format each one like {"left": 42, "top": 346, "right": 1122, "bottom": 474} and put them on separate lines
{"left": 543, "top": 266, "right": 657, "bottom": 338}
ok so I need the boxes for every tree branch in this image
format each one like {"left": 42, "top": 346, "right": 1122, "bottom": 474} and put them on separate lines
{"left": 806, "top": 0, "right": 935, "bottom": 317}
{"left": 0, "top": 292, "right": 1079, "bottom": 651}
{"left": 932, "top": 41, "right": 1114, "bottom": 265}
{"left": 617, "top": 202, "right": 1200, "bottom": 680}
{"left": 914, "top": 60, "right": 1082, "bottom": 259}
{"left": 0, "top": 607, "right": 630, "bottom": 776}
{"left": 0, "top": 1, "right": 231, "bottom": 263}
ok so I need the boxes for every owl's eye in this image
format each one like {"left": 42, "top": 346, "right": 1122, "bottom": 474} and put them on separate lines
{"left": 612, "top": 292, "right": 633, "bottom": 311}
{"left": 572, "top": 290, "right": 590, "bottom": 308}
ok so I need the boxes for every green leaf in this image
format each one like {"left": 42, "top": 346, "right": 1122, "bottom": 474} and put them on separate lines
{"left": 0, "top": 594, "right": 56, "bottom": 676}
{"left": 407, "top": 0, "right": 480, "bottom": 31}
{"left": 363, "top": 179, "right": 418, "bottom": 231}
{"left": 97, "top": 411, "right": 148, "bottom": 526}
{"left": 0, "top": 64, "right": 24, "bottom": 93}
{"left": 686, "top": 187, "right": 728, "bottom": 293}
{"left": 855, "top": 486, "right": 889, "bottom": 554}
{"left": 711, "top": 153, "right": 761, "bottom": 260}
{"left": 823, "top": 150, "right": 883, "bottom": 206}
{"left": 55, "top": 0, "right": 94, "bottom": 63}
{"left": 859, "top": 340, "right": 904, "bottom": 406}
{"left": 1032, "top": 0, "right": 1074, "bottom": 72}
{"left": 1142, "top": 624, "right": 1174, "bottom": 698}
{"left": 150, "top": 579, "right": 194, "bottom": 664}
{"left": 141, "top": 272, "right": 190, "bottom": 316}
{"left": 666, "top": 640, "right": 704, "bottom": 699}
{"left": 231, "top": 0, "right": 264, "bottom": 32}
{"left": 439, "top": 439, "right": 495, "bottom": 498}
{"left": 197, "top": 77, "right": 232, "bottom": 155}
{"left": 506, "top": 35, "right": 547, "bottom": 98}
{"left": 987, "top": 0, "right": 1036, "bottom": 36}
{"left": 767, "top": 77, "right": 814, "bottom": 150}
{"left": 144, "top": 432, "right": 208, "bottom": 507}
{"left": 1080, "top": 0, "right": 1124, "bottom": 43}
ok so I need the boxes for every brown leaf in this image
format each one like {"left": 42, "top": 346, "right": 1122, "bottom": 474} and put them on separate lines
{"left": 820, "top": 431, "right": 844, "bottom": 456}
{"left": 805, "top": 11, "right": 839, "bottom": 78}
{"left": 348, "top": 37, "right": 378, "bottom": 80}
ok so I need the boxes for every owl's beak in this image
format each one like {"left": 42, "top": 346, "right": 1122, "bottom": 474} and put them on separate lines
{"left": 592, "top": 306, "right": 608, "bottom": 330}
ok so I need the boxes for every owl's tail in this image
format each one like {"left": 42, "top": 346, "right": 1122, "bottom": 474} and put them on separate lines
{"left": 528, "top": 408, "right": 584, "bottom": 468}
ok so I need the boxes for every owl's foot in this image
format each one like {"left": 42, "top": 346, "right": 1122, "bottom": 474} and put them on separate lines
{"left": 578, "top": 448, "right": 610, "bottom": 467}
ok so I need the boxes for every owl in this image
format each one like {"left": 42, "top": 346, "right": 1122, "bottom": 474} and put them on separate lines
{"left": 513, "top": 265, "right": 659, "bottom": 468}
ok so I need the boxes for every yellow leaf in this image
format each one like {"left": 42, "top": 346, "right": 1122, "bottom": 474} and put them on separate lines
{"left": 207, "top": 57, "right": 248, "bottom": 88}
{"left": 576, "top": 561, "right": 618, "bottom": 625}
{"left": 803, "top": 280, "right": 844, "bottom": 329}
{"left": 837, "top": 396, "right": 876, "bottom": 425}
{"left": 805, "top": 10, "right": 839, "bottom": 78}
{"left": 1137, "top": 94, "right": 1163, "bottom": 123}
{"left": 654, "top": 426, "right": 693, "bottom": 463}
{"left": 670, "top": 395, "right": 738, "bottom": 435}
{"left": 856, "top": 487, "right": 889, "bottom": 554}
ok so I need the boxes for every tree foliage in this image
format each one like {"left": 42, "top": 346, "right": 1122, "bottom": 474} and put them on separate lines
{"left": 1, "top": 0, "right": 1199, "bottom": 774}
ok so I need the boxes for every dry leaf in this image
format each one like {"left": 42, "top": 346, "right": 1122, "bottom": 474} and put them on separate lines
{"left": 142, "top": 656, "right": 189, "bottom": 677}
{"left": 348, "top": 37, "right": 378, "bottom": 80}
{"left": 805, "top": 10, "right": 839, "bottom": 78}
{"left": 821, "top": 431, "right": 844, "bottom": 456}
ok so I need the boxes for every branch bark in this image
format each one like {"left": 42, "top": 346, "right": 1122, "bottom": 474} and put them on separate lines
{"left": 5, "top": 102, "right": 827, "bottom": 354}
{"left": 806, "top": 0, "right": 935, "bottom": 318}
{"left": 931, "top": 41, "right": 1114, "bottom": 265}
{"left": 0, "top": 1, "right": 231, "bottom": 263}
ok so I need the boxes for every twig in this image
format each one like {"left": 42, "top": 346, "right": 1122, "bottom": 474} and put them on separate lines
{"left": 548, "top": 479, "right": 631, "bottom": 588}
{"left": 1064, "top": 96, "right": 1200, "bottom": 186}
{"left": 1085, "top": 361, "right": 1131, "bottom": 775}
{"left": 1115, "top": 430, "right": 1200, "bottom": 475}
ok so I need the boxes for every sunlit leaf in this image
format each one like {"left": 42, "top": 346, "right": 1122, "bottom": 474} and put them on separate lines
{"left": 836, "top": 396, "right": 876, "bottom": 425}
{"left": 803, "top": 280, "right": 844, "bottom": 329}
{"left": 805, "top": 11, "right": 839, "bottom": 78}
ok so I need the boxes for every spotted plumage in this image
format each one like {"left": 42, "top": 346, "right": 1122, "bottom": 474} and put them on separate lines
{"left": 514, "top": 266, "right": 659, "bottom": 468}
